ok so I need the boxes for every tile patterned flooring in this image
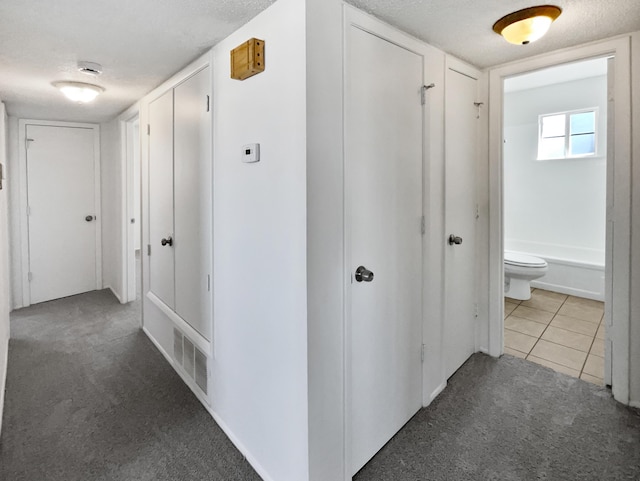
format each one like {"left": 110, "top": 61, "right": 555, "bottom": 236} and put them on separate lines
{"left": 504, "top": 289, "right": 605, "bottom": 386}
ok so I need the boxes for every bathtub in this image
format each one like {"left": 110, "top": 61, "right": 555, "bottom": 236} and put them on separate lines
{"left": 505, "top": 240, "right": 605, "bottom": 301}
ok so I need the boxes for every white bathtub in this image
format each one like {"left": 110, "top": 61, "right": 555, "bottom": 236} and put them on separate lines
{"left": 505, "top": 240, "right": 605, "bottom": 301}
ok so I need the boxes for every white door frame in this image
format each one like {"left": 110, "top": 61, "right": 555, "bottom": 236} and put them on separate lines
{"left": 119, "top": 105, "right": 141, "bottom": 304}
{"left": 487, "top": 37, "right": 632, "bottom": 404}
{"left": 343, "top": 7, "right": 429, "bottom": 477}
{"left": 18, "top": 119, "right": 102, "bottom": 308}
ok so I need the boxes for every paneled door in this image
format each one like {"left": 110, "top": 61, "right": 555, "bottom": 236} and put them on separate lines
{"left": 443, "top": 67, "right": 478, "bottom": 379}
{"left": 346, "top": 25, "right": 424, "bottom": 475}
{"left": 26, "top": 124, "right": 99, "bottom": 304}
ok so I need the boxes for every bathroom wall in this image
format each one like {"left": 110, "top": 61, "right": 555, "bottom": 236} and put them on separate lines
{"left": 503, "top": 74, "right": 607, "bottom": 299}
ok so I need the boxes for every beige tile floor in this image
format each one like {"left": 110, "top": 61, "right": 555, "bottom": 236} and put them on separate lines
{"left": 504, "top": 288, "right": 606, "bottom": 386}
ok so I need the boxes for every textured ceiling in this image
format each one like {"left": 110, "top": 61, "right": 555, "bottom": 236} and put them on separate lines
{"left": 1, "top": 0, "right": 639, "bottom": 123}
{"left": 346, "top": 0, "right": 640, "bottom": 68}
{"left": 0, "top": 0, "right": 276, "bottom": 123}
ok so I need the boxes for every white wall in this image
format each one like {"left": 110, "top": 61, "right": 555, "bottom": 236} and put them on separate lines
{"left": 504, "top": 75, "right": 608, "bottom": 264}
{"left": 0, "top": 102, "right": 11, "bottom": 435}
{"left": 133, "top": 120, "right": 141, "bottom": 251}
{"left": 210, "top": 1, "right": 309, "bottom": 479}
{"left": 100, "top": 118, "right": 124, "bottom": 301}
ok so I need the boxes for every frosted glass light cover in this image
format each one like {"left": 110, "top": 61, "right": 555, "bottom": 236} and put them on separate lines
{"left": 501, "top": 16, "right": 553, "bottom": 45}
{"left": 53, "top": 81, "right": 104, "bottom": 103}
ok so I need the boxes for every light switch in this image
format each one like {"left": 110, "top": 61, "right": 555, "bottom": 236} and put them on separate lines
{"left": 242, "top": 143, "right": 260, "bottom": 163}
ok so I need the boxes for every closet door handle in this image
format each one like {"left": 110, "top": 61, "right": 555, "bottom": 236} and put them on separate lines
{"left": 161, "top": 236, "right": 173, "bottom": 247}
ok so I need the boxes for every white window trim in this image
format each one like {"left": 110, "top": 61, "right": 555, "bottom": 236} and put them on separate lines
{"left": 537, "top": 107, "right": 599, "bottom": 160}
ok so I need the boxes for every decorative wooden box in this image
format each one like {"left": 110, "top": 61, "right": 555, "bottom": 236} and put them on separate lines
{"left": 230, "top": 38, "right": 265, "bottom": 80}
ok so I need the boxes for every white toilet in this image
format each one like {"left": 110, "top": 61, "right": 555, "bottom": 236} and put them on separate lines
{"left": 504, "top": 251, "right": 548, "bottom": 300}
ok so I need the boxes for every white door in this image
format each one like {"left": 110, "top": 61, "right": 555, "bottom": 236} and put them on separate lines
{"left": 26, "top": 125, "right": 98, "bottom": 304}
{"left": 174, "top": 67, "right": 212, "bottom": 340}
{"left": 149, "top": 90, "right": 175, "bottom": 308}
{"left": 346, "top": 26, "right": 424, "bottom": 475}
{"left": 443, "top": 68, "right": 478, "bottom": 379}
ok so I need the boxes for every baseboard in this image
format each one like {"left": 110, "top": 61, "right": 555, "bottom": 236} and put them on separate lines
{"left": 630, "top": 400, "right": 640, "bottom": 409}
{"left": 426, "top": 381, "right": 447, "bottom": 406}
{"left": 0, "top": 338, "right": 8, "bottom": 437}
{"left": 141, "top": 326, "right": 275, "bottom": 481}
{"left": 530, "top": 280, "right": 603, "bottom": 301}
{"left": 106, "top": 285, "right": 125, "bottom": 304}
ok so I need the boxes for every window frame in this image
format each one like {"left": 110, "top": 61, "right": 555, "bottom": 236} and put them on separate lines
{"left": 537, "top": 107, "right": 599, "bottom": 160}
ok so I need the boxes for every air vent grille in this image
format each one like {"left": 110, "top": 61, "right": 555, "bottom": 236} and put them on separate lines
{"left": 195, "top": 348, "right": 208, "bottom": 394}
{"left": 184, "top": 338, "right": 195, "bottom": 379}
{"left": 173, "top": 328, "right": 184, "bottom": 366}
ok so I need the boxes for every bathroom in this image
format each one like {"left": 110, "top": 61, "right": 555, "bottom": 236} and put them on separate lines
{"left": 502, "top": 58, "right": 608, "bottom": 385}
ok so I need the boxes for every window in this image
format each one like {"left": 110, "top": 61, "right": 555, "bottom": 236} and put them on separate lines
{"left": 538, "top": 109, "right": 597, "bottom": 160}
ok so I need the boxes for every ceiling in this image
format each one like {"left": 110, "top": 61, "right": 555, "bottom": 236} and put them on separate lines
{"left": 1, "top": 0, "right": 639, "bottom": 123}
{"left": 504, "top": 57, "right": 608, "bottom": 93}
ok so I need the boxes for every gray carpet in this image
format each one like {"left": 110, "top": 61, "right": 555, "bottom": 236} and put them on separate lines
{"left": 0, "top": 289, "right": 261, "bottom": 481}
{"left": 355, "top": 354, "right": 640, "bottom": 481}
{"left": 2, "top": 290, "right": 639, "bottom": 481}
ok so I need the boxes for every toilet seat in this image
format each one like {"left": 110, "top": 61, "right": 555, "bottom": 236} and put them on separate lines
{"left": 504, "top": 252, "right": 547, "bottom": 268}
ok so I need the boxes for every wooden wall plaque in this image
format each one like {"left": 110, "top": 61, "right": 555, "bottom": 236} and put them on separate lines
{"left": 230, "top": 38, "right": 265, "bottom": 80}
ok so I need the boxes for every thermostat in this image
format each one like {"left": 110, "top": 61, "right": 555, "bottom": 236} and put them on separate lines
{"left": 242, "top": 143, "right": 260, "bottom": 163}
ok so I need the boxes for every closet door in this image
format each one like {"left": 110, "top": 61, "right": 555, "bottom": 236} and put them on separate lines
{"left": 149, "top": 89, "right": 175, "bottom": 308}
{"left": 174, "top": 67, "right": 212, "bottom": 340}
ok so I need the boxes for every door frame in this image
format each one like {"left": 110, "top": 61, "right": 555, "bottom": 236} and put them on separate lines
{"left": 18, "top": 119, "right": 102, "bottom": 308}
{"left": 119, "top": 104, "right": 141, "bottom": 304}
{"left": 343, "top": 7, "right": 427, "bottom": 476}
{"left": 487, "top": 37, "right": 632, "bottom": 404}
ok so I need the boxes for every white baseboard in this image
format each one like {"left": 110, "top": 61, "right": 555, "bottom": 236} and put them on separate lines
{"left": 0, "top": 338, "right": 8, "bottom": 437}
{"left": 426, "top": 381, "right": 447, "bottom": 407}
{"left": 105, "top": 285, "right": 125, "bottom": 304}
{"left": 141, "top": 326, "right": 275, "bottom": 481}
{"left": 629, "top": 400, "right": 640, "bottom": 409}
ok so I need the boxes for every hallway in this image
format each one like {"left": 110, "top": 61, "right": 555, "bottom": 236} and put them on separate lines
{"left": 1, "top": 290, "right": 640, "bottom": 480}
{"left": 0, "top": 290, "right": 260, "bottom": 481}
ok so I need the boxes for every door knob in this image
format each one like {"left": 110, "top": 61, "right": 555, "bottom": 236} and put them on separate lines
{"left": 448, "top": 234, "right": 463, "bottom": 245}
{"left": 85, "top": 215, "right": 94, "bottom": 222}
{"left": 161, "top": 236, "right": 173, "bottom": 247}
{"left": 355, "top": 266, "right": 374, "bottom": 283}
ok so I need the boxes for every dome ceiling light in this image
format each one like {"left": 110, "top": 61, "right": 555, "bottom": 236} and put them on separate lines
{"left": 52, "top": 81, "right": 105, "bottom": 103}
{"left": 493, "top": 5, "right": 562, "bottom": 45}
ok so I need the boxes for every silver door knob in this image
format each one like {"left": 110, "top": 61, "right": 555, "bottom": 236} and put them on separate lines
{"left": 355, "top": 266, "right": 374, "bottom": 282}
{"left": 448, "top": 234, "right": 463, "bottom": 245}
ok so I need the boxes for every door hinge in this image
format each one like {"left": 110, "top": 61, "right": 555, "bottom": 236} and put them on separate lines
{"left": 421, "top": 344, "right": 425, "bottom": 362}
{"left": 475, "top": 203, "right": 480, "bottom": 220}
{"left": 26, "top": 206, "right": 31, "bottom": 216}
{"left": 206, "top": 95, "right": 210, "bottom": 112}
{"left": 421, "top": 216, "right": 426, "bottom": 235}
{"left": 28, "top": 272, "right": 33, "bottom": 282}
{"left": 207, "top": 274, "right": 211, "bottom": 292}
{"left": 147, "top": 244, "right": 151, "bottom": 256}
{"left": 147, "top": 124, "right": 150, "bottom": 136}
{"left": 474, "top": 303, "right": 479, "bottom": 318}
{"left": 421, "top": 83, "right": 435, "bottom": 105}
{"left": 25, "top": 138, "right": 34, "bottom": 150}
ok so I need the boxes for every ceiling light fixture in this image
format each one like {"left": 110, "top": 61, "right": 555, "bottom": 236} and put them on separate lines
{"left": 493, "top": 5, "right": 562, "bottom": 45}
{"left": 52, "top": 81, "right": 105, "bottom": 103}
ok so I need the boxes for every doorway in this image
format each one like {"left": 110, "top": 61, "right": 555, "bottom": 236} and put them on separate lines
{"left": 501, "top": 58, "right": 608, "bottom": 384}
{"left": 488, "top": 37, "right": 632, "bottom": 404}
{"left": 18, "top": 120, "right": 101, "bottom": 306}
{"left": 124, "top": 114, "right": 141, "bottom": 303}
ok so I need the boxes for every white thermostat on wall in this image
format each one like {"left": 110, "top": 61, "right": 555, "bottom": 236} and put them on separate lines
{"left": 242, "top": 143, "right": 260, "bottom": 163}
